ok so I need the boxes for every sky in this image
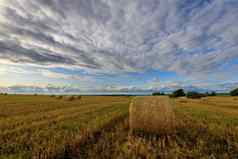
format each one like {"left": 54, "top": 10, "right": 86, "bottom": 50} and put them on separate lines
{"left": 0, "top": 0, "right": 238, "bottom": 94}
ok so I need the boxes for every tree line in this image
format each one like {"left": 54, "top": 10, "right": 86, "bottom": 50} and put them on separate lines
{"left": 152, "top": 88, "right": 238, "bottom": 98}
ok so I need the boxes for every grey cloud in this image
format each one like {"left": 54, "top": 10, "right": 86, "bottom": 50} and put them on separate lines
{"left": 0, "top": 40, "right": 76, "bottom": 65}
{"left": 0, "top": 0, "right": 238, "bottom": 75}
{"left": 0, "top": 85, "right": 82, "bottom": 94}
{"left": 2, "top": 81, "right": 237, "bottom": 94}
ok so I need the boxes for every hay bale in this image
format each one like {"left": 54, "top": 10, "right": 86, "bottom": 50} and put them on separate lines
{"left": 76, "top": 96, "right": 82, "bottom": 100}
{"left": 50, "top": 95, "right": 56, "bottom": 98}
{"left": 178, "top": 98, "right": 188, "bottom": 103}
{"left": 129, "top": 96, "right": 175, "bottom": 135}
{"left": 56, "top": 95, "right": 63, "bottom": 99}
{"left": 64, "top": 95, "right": 76, "bottom": 101}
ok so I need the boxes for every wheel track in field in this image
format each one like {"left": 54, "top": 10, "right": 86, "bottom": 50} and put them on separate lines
{"left": 67, "top": 115, "right": 129, "bottom": 159}
{"left": 0, "top": 101, "right": 129, "bottom": 131}
{"left": 0, "top": 102, "right": 129, "bottom": 138}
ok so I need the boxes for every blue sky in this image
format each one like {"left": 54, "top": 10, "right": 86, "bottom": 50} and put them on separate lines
{"left": 0, "top": 0, "right": 238, "bottom": 93}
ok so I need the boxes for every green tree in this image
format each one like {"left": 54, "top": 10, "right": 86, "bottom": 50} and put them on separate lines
{"left": 210, "top": 91, "right": 217, "bottom": 96}
{"left": 152, "top": 92, "right": 165, "bottom": 96}
{"left": 169, "top": 89, "right": 185, "bottom": 98}
{"left": 186, "top": 91, "right": 205, "bottom": 99}
{"left": 206, "top": 91, "right": 216, "bottom": 96}
{"left": 230, "top": 88, "right": 238, "bottom": 96}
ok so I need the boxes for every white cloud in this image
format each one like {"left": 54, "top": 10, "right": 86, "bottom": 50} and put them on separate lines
{"left": 40, "top": 69, "right": 93, "bottom": 82}
{"left": 0, "top": 0, "right": 237, "bottom": 77}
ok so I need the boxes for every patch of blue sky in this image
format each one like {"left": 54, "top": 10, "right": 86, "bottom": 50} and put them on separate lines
{"left": 48, "top": 67, "right": 88, "bottom": 76}
{"left": 92, "top": 69, "right": 179, "bottom": 87}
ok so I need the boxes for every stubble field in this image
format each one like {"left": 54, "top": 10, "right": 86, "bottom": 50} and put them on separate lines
{"left": 0, "top": 95, "right": 238, "bottom": 159}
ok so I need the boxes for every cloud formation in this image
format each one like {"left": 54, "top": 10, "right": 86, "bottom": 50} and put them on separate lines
{"left": 0, "top": 0, "right": 238, "bottom": 76}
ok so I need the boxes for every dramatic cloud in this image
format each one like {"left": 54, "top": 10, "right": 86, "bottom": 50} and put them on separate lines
{"left": 0, "top": 0, "right": 238, "bottom": 93}
{"left": 0, "top": 0, "right": 237, "bottom": 75}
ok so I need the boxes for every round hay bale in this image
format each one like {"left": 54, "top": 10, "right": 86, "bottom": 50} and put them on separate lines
{"left": 50, "top": 95, "right": 56, "bottom": 98}
{"left": 129, "top": 96, "right": 175, "bottom": 135}
{"left": 56, "top": 95, "right": 63, "bottom": 99}
{"left": 76, "top": 96, "right": 82, "bottom": 100}
{"left": 64, "top": 96, "right": 76, "bottom": 101}
{"left": 178, "top": 99, "right": 188, "bottom": 103}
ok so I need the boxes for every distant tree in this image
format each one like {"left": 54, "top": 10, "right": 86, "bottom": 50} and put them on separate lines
{"left": 186, "top": 91, "right": 206, "bottom": 99}
{"left": 169, "top": 89, "right": 185, "bottom": 98}
{"left": 206, "top": 91, "right": 216, "bottom": 96}
{"left": 152, "top": 92, "right": 165, "bottom": 96}
{"left": 210, "top": 91, "right": 217, "bottom": 96}
{"left": 230, "top": 88, "right": 238, "bottom": 96}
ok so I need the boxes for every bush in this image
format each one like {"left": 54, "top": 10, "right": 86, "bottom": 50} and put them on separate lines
{"left": 210, "top": 91, "right": 217, "bottom": 96}
{"left": 206, "top": 91, "right": 217, "bottom": 96}
{"left": 230, "top": 88, "right": 238, "bottom": 96}
{"left": 152, "top": 92, "right": 165, "bottom": 96}
{"left": 186, "top": 92, "right": 205, "bottom": 99}
{"left": 169, "top": 89, "right": 185, "bottom": 98}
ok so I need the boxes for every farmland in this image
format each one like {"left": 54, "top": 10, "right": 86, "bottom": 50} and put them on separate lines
{"left": 0, "top": 95, "right": 238, "bottom": 159}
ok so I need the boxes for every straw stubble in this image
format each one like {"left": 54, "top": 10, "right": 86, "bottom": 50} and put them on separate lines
{"left": 129, "top": 96, "right": 175, "bottom": 134}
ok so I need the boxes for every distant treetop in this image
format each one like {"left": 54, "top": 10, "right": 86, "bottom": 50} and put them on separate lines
{"left": 230, "top": 88, "right": 238, "bottom": 96}
{"left": 169, "top": 89, "right": 185, "bottom": 98}
{"left": 152, "top": 92, "right": 165, "bottom": 96}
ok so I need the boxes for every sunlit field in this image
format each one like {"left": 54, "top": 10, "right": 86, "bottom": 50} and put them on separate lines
{"left": 0, "top": 95, "right": 131, "bottom": 159}
{"left": 0, "top": 95, "right": 238, "bottom": 159}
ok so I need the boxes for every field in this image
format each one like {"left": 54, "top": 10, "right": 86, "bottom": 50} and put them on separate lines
{"left": 0, "top": 95, "right": 238, "bottom": 159}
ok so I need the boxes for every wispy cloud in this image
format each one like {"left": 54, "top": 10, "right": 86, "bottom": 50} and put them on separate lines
{"left": 0, "top": 0, "right": 238, "bottom": 92}
{"left": 40, "top": 69, "right": 92, "bottom": 81}
{"left": 0, "top": 0, "right": 237, "bottom": 75}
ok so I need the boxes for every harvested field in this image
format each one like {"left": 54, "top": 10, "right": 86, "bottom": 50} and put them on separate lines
{"left": 0, "top": 95, "right": 238, "bottom": 159}
{"left": 0, "top": 95, "right": 131, "bottom": 159}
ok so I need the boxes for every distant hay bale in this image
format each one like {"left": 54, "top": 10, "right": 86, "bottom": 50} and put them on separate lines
{"left": 130, "top": 96, "right": 175, "bottom": 135}
{"left": 63, "top": 95, "right": 82, "bottom": 101}
{"left": 64, "top": 96, "right": 76, "bottom": 101}
{"left": 50, "top": 95, "right": 56, "bottom": 98}
{"left": 76, "top": 96, "right": 82, "bottom": 100}
{"left": 178, "top": 98, "right": 188, "bottom": 103}
{"left": 56, "top": 95, "right": 63, "bottom": 99}
{"left": 201, "top": 97, "right": 209, "bottom": 102}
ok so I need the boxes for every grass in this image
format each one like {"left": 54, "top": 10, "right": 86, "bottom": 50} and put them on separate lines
{"left": 0, "top": 95, "right": 131, "bottom": 159}
{"left": 68, "top": 96, "right": 238, "bottom": 159}
{"left": 0, "top": 95, "right": 238, "bottom": 158}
